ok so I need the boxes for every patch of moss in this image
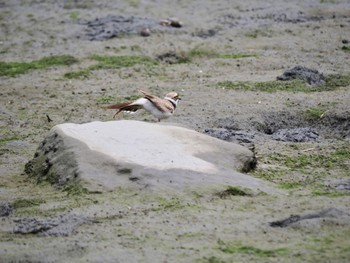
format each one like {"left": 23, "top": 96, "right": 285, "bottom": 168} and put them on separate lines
{"left": 218, "top": 240, "right": 287, "bottom": 257}
{"left": 341, "top": 46, "right": 350, "bottom": 52}
{"left": 217, "top": 79, "right": 309, "bottom": 92}
{"left": 89, "top": 55, "right": 157, "bottom": 70}
{"left": 0, "top": 48, "right": 9, "bottom": 54}
{"left": 63, "top": 183, "right": 89, "bottom": 196}
{"left": 253, "top": 145, "right": 350, "bottom": 193}
{"left": 252, "top": 168, "right": 288, "bottom": 184}
{"left": 154, "top": 197, "right": 185, "bottom": 211}
{"left": 0, "top": 55, "right": 78, "bottom": 77}
{"left": 12, "top": 198, "right": 45, "bottom": 209}
{"left": 0, "top": 136, "right": 20, "bottom": 145}
{"left": 312, "top": 189, "right": 350, "bottom": 197}
{"left": 282, "top": 148, "right": 350, "bottom": 170}
{"left": 69, "top": 11, "right": 80, "bottom": 20}
{"left": 151, "top": 196, "right": 199, "bottom": 211}
{"left": 217, "top": 73, "right": 350, "bottom": 92}
{"left": 305, "top": 233, "right": 350, "bottom": 261}
{"left": 64, "top": 69, "right": 90, "bottom": 79}
{"left": 324, "top": 74, "right": 350, "bottom": 89}
{"left": 189, "top": 49, "right": 258, "bottom": 62}
{"left": 245, "top": 28, "right": 274, "bottom": 38}
{"left": 304, "top": 107, "right": 327, "bottom": 119}
{"left": 216, "top": 186, "right": 251, "bottom": 198}
{"left": 128, "top": 0, "right": 140, "bottom": 7}
{"left": 187, "top": 48, "right": 217, "bottom": 58}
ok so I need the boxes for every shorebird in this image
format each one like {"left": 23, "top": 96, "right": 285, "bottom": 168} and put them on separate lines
{"left": 105, "top": 90, "right": 180, "bottom": 122}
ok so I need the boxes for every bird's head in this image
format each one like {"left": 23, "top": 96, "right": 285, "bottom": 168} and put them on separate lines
{"left": 165, "top": 92, "right": 181, "bottom": 103}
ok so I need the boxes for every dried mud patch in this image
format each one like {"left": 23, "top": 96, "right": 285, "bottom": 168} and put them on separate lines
{"left": 205, "top": 109, "right": 350, "bottom": 144}
{"left": 216, "top": 8, "right": 328, "bottom": 29}
{"left": 258, "top": 110, "right": 350, "bottom": 139}
{"left": 78, "top": 15, "right": 184, "bottom": 41}
{"left": 13, "top": 214, "right": 93, "bottom": 236}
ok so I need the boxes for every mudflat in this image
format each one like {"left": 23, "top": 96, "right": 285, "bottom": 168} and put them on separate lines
{"left": 0, "top": 1, "right": 350, "bottom": 262}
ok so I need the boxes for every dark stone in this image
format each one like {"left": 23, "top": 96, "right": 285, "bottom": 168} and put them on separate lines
{"left": 13, "top": 214, "right": 92, "bottom": 236}
{"left": 327, "top": 179, "right": 350, "bottom": 191}
{"left": 192, "top": 29, "right": 217, "bottom": 38}
{"left": 277, "top": 65, "right": 325, "bottom": 85}
{"left": 269, "top": 215, "right": 301, "bottom": 227}
{"left": 0, "top": 203, "right": 14, "bottom": 217}
{"left": 271, "top": 127, "right": 320, "bottom": 142}
{"left": 24, "top": 130, "right": 79, "bottom": 188}
{"left": 78, "top": 15, "right": 182, "bottom": 41}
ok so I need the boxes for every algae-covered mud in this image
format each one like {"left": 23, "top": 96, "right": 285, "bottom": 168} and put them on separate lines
{"left": 1, "top": 0, "right": 350, "bottom": 262}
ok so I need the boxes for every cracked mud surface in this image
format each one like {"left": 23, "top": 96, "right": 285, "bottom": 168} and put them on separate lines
{"left": 0, "top": 0, "right": 350, "bottom": 262}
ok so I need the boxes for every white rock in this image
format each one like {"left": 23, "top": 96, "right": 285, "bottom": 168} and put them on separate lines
{"left": 25, "top": 120, "right": 275, "bottom": 193}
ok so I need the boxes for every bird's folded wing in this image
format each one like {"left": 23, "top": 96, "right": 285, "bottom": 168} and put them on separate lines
{"left": 140, "top": 90, "right": 173, "bottom": 112}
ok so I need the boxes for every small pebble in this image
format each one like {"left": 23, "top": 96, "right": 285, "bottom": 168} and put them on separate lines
{"left": 140, "top": 28, "right": 151, "bottom": 37}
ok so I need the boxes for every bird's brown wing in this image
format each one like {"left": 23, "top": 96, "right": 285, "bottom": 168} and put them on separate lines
{"left": 105, "top": 101, "right": 142, "bottom": 118}
{"left": 139, "top": 90, "right": 174, "bottom": 112}
{"left": 104, "top": 101, "right": 133, "bottom": 110}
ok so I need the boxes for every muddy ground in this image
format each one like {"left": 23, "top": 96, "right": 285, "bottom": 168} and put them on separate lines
{"left": 1, "top": 0, "right": 350, "bottom": 262}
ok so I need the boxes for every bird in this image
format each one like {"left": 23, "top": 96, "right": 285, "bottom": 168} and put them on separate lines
{"left": 105, "top": 90, "right": 181, "bottom": 122}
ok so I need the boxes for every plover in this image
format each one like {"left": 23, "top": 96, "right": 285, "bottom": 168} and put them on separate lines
{"left": 105, "top": 90, "right": 180, "bottom": 122}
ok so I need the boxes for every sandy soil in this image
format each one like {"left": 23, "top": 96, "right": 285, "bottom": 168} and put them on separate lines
{"left": 1, "top": 0, "right": 350, "bottom": 262}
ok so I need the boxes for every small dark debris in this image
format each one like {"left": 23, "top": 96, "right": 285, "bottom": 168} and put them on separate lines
{"left": 117, "top": 168, "right": 132, "bottom": 174}
{"left": 216, "top": 186, "right": 251, "bottom": 198}
{"left": 46, "top": 114, "right": 53, "bottom": 122}
{"left": 156, "top": 52, "right": 186, "bottom": 64}
{"left": 269, "top": 208, "right": 350, "bottom": 228}
{"left": 342, "top": 39, "right": 349, "bottom": 44}
{"left": 269, "top": 215, "right": 301, "bottom": 227}
{"left": 129, "top": 176, "right": 140, "bottom": 182}
{"left": 271, "top": 127, "right": 320, "bottom": 142}
{"left": 0, "top": 203, "right": 14, "bottom": 217}
{"left": 277, "top": 65, "right": 325, "bottom": 85}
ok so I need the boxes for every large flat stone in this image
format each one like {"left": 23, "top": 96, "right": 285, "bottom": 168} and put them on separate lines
{"left": 25, "top": 121, "right": 274, "bottom": 193}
